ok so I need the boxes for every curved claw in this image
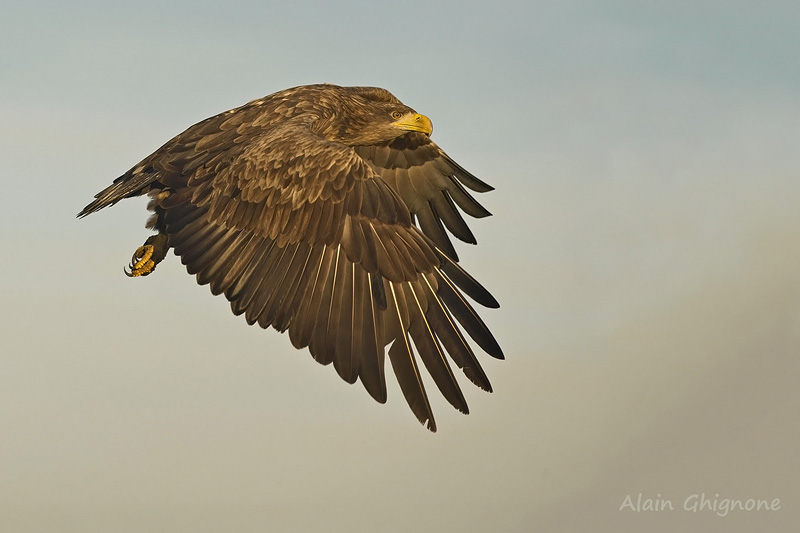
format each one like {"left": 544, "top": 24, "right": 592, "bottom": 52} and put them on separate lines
{"left": 122, "top": 232, "right": 169, "bottom": 278}
{"left": 125, "top": 244, "right": 157, "bottom": 277}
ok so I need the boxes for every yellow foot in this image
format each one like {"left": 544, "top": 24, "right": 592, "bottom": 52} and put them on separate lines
{"left": 125, "top": 245, "right": 156, "bottom": 277}
{"left": 123, "top": 232, "right": 169, "bottom": 278}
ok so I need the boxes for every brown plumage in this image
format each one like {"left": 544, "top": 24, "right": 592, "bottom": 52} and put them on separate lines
{"left": 78, "top": 83, "right": 502, "bottom": 431}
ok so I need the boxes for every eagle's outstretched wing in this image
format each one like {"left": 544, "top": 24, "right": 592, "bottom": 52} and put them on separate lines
{"left": 79, "top": 84, "right": 502, "bottom": 431}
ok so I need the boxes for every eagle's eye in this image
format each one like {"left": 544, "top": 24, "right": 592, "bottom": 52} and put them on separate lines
{"left": 391, "top": 111, "right": 403, "bottom": 120}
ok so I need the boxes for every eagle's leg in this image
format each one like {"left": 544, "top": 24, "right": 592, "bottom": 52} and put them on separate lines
{"left": 124, "top": 232, "right": 169, "bottom": 277}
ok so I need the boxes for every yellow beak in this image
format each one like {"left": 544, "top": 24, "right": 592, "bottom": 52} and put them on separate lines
{"left": 393, "top": 112, "right": 433, "bottom": 135}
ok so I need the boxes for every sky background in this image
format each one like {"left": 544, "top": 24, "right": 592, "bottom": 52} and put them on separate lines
{"left": 2, "top": 1, "right": 799, "bottom": 531}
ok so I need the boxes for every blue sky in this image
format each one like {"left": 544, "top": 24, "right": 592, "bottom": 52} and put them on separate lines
{"left": 2, "top": 1, "right": 799, "bottom": 531}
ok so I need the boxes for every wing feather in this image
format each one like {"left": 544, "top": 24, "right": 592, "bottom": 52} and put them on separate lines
{"left": 405, "top": 282, "right": 469, "bottom": 413}
{"left": 386, "top": 283, "right": 436, "bottom": 431}
{"left": 355, "top": 266, "right": 386, "bottom": 402}
{"left": 420, "top": 274, "right": 492, "bottom": 392}
{"left": 332, "top": 261, "right": 357, "bottom": 383}
{"left": 436, "top": 273, "right": 504, "bottom": 359}
{"left": 309, "top": 246, "right": 339, "bottom": 365}
{"left": 207, "top": 232, "right": 260, "bottom": 296}
{"left": 244, "top": 243, "right": 292, "bottom": 326}
{"left": 290, "top": 244, "right": 336, "bottom": 352}
{"left": 227, "top": 239, "right": 277, "bottom": 315}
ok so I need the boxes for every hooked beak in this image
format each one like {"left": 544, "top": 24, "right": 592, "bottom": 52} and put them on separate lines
{"left": 392, "top": 112, "right": 433, "bottom": 136}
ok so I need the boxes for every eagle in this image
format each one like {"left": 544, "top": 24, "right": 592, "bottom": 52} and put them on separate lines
{"left": 78, "top": 84, "right": 503, "bottom": 431}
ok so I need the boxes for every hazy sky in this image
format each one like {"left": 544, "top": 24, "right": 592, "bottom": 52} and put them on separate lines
{"left": 2, "top": 1, "right": 799, "bottom": 531}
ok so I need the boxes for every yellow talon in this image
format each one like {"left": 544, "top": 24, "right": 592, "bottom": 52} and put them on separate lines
{"left": 123, "top": 233, "right": 169, "bottom": 278}
{"left": 125, "top": 245, "right": 157, "bottom": 277}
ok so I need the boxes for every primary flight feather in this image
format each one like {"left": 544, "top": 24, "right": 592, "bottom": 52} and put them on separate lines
{"left": 78, "top": 83, "right": 503, "bottom": 431}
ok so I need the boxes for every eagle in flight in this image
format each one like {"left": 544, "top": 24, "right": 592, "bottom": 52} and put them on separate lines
{"left": 78, "top": 84, "right": 503, "bottom": 431}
